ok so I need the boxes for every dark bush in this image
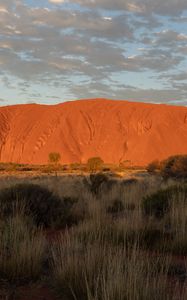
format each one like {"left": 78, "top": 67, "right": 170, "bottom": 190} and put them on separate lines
{"left": 89, "top": 173, "right": 109, "bottom": 196}
{"left": 142, "top": 190, "right": 170, "bottom": 219}
{"left": 121, "top": 178, "right": 138, "bottom": 186}
{"left": 101, "top": 179, "right": 117, "bottom": 194}
{"left": 61, "top": 197, "right": 86, "bottom": 227}
{"left": 102, "top": 167, "right": 111, "bottom": 172}
{"left": 83, "top": 174, "right": 117, "bottom": 196}
{"left": 142, "top": 185, "right": 187, "bottom": 219}
{"left": 0, "top": 184, "right": 64, "bottom": 228}
{"left": 139, "top": 228, "right": 166, "bottom": 250}
{"left": 19, "top": 167, "right": 32, "bottom": 172}
{"left": 168, "top": 263, "right": 187, "bottom": 282}
{"left": 107, "top": 199, "right": 124, "bottom": 214}
{"left": 146, "top": 160, "right": 160, "bottom": 174}
{"left": 161, "top": 155, "right": 187, "bottom": 179}
{"left": 125, "top": 203, "right": 136, "bottom": 211}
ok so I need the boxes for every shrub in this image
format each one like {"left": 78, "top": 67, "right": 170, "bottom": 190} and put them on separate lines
{"left": 0, "top": 184, "right": 86, "bottom": 229}
{"left": 102, "top": 167, "right": 111, "bottom": 172}
{"left": 49, "top": 152, "right": 61, "bottom": 164}
{"left": 121, "top": 178, "right": 138, "bottom": 186}
{"left": 139, "top": 228, "right": 168, "bottom": 250}
{"left": 70, "top": 163, "right": 81, "bottom": 171}
{"left": 147, "top": 160, "right": 160, "bottom": 173}
{"left": 87, "top": 157, "right": 104, "bottom": 172}
{"left": 0, "top": 183, "right": 64, "bottom": 228}
{"left": 168, "top": 263, "right": 186, "bottom": 282}
{"left": 142, "top": 185, "right": 187, "bottom": 219}
{"left": 161, "top": 155, "right": 187, "bottom": 179}
{"left": 125, "top": 203, "right": 136, "bottom": 211}
{"left": 19, "top": 166, "right": 32, "bottom": 172}
{"left": 107, "top": 199, "right": 124, "bottom": 214}
{"left": 104, "top": 178, "right": 118, "bottom": 192}
{"left": 49, "top": 152, "right": 61, "bottom": 175}
{"left": 142, "top": 190, "right": 170, "bottom": 219}
{"left": 89, "top": 173, "right": 109, "bottom": 196}
{"left": 60, "top": 197, "right": 86, "bottom": 227}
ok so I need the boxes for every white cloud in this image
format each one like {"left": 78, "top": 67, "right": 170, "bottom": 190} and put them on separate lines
{"left": 103, "top": 17, "right": 112, "bottom": 21}
{"left": 0, "top": 7, "right": 8, "bottom": 13}
{"left": 49, "top": 0, "right": 67, "bottom": 3}
{"left": 127, "top": 3, "right": 144, "bottom": 13}
{"left": 178, "top": 33, "right": 187, "bottom": 40}
{"left": 0, "top": 43, "right": 12, "bottom": 49}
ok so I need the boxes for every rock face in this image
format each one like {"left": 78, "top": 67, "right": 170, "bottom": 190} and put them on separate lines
{"left": 0, "top": 99, "right": 187, "bottom": 166}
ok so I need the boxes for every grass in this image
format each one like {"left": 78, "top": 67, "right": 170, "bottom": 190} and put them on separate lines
{"left": 51, "top": 233, "right": 181, "bottom": 300}
{"left": 0, "top": 215, "right": 46, "bottom": 285}
{"left": 0, "top": 172, "right": 187, "bottom": 299}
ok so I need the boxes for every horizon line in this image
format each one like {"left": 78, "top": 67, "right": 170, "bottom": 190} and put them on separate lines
{"left": 0, "top": 98, "right": 187, "bottom": 109}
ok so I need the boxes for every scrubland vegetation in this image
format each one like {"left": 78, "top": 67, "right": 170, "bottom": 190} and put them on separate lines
{"left": 0, "top": 155, "right": 143, "bottom": 176}
{"left": 0, "top": 155, "right": 187, "bottom": 299}
{"left": 147, "top": 154, "right": 187, "bottom": 179}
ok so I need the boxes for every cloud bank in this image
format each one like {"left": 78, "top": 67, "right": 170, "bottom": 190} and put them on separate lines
{"left": 0, "top": 0, "right": 186, "bottom": 105}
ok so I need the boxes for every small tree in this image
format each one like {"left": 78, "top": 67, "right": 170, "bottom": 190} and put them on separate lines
{"left": 49, "top": 152, "right": 61, "bottom": 176}
{"left": 87, "top": 157, "right": 104, "bottom": 173}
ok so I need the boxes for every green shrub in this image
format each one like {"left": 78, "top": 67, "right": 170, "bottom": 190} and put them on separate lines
{"left": 0, "top": 183, "right": 63, "bottom": 228}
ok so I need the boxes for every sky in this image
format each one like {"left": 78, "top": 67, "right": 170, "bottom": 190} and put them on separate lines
{"left": 0, "top": 0, "right": 187, "bottom": 106}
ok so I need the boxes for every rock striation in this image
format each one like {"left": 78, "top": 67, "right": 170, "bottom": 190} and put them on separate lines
{"left": 0, "top": 99, "right": 187, "bottom": 166}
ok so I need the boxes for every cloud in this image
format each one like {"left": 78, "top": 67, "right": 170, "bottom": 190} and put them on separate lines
{"left": 154, "top": 30, "right": 187, "bottom": 46}
{"left": 0, "top": 7, "right": 9, "bottom": 13}
{"left": 66, "top": 0, "right": 187, "bottom": 16}
{"left": 160, "top": 72, "right": 187, "bottom": 82}
{"left": 67, "top": 80, "right": 187, "bottom": 105}
{"left": 0, "top": 0, "right": 186, "bottom": 105}
{"left": 49, "top": 0, "right": 66, "bottom": 3}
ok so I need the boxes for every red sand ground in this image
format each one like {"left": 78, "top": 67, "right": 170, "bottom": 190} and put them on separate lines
{"left": 0, "top": 98, "right": 187, "bottom": 166}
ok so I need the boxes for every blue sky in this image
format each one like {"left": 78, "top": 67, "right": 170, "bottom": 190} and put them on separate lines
{"left": 0, "top": 0, "right": 187, "bottom": 106}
